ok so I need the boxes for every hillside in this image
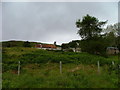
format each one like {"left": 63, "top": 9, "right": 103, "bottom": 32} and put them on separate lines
{"left": 2, "top": 40, "right": 53, "bottom": 48}
{"left": 2, "top": 47, "right": 119, "bottom": 88}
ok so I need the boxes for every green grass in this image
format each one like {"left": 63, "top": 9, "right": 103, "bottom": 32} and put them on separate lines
{"left": 2, "top": 63, "right": 118, "bottom": 88}
{"left": 2, "top": 47, "right": 119, "bottom": 88}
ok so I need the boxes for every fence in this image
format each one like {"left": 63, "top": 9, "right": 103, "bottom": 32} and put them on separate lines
{"left": 16, "top": 60, "right": 118, "bottom": 75}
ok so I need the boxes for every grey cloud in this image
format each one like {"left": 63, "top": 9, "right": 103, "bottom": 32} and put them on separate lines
{"left": 2, "top": 2, "right": 118, "bottom": 45}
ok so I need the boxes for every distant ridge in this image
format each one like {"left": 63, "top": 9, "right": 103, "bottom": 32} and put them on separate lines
{"left": 2, "top": 40, "right": 61, "bottom": 47}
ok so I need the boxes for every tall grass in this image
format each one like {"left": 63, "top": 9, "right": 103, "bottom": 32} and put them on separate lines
{"left": 2, "top": 63, "right": 118, "bottom": 88}
{"left": 2, "top": 47, "right": 119, "bottom": 88}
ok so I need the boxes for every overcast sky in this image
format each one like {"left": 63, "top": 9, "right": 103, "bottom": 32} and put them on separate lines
{"left": 2, "top": 2, "right": 118, "bottom": 45}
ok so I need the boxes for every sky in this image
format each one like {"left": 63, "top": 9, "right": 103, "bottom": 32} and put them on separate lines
{"left": 2, "top": 2, "right": 118, "bottom": 45}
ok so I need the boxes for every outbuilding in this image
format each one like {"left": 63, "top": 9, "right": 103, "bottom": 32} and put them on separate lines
{"left": 106, "top": 47, "right": 119, "bottom": 54}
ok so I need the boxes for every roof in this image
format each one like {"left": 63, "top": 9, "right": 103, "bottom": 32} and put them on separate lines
{"left": 35, "top": 44, "right": 56, "bottom": 48}
{"left": 107, "top": 47, "right": 118, "bottom": 50}
{"left": 42, "top": 44, "right": 56, "bottom": 48}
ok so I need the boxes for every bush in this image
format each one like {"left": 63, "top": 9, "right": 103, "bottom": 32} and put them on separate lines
{"left": 80, "top": 37, "right": 109, "bottom": 57}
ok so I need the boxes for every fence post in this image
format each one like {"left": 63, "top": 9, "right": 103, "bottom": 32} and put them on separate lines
{"left": 60, "top": 61, "right": 62, "bottom": 74}
{"left": 97, "top": 61, "right": 100, "bottom": 74}
{"left": 112, "top": 61, "right": 115, "bottom": 66}
{"left": 18, "top": 61, "right": 20, "bottom": 75}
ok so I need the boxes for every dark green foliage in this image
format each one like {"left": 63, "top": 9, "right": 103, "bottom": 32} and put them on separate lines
{"left": 76, "top": 14, "right": 107, "bottom": 40}
{"left": 80, "top": 36, "right": 108, "bottom": 57}
{"left": 23, "top": 41, "right": 31, "bottom": 47}
{"left": 103, "top": 23, "right": 120, "bottom": 54}
{"left": 2, "top": 40, "right": 40, "bottom": 47}
{"left": 61, "top": 40, "right": 80, "bottom": 50}
{"left": 108, "top": 64, "right": 119, "bottom": 75}
{"left": 75, "top": 15, "right": 109, "bottom": 56}
{"left": 68, "top": 40, "right": 80, "bottom": 48}
{"left": 2, "top": 41, "right": 24, "bottom": 47}
{"left": 117, "top": 36, "right": 120, "bottom": 51}
{"left": 104, "top": 32, "right": 116, "bottom": 47}
{"left": 61, "top": 43, "right": 69, "bottom": 49}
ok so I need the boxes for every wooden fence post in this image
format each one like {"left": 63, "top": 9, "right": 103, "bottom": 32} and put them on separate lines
{"left": 18, "top": 61, "right": 20, "bottom": 75}
{"left": 60, "top": 61, "right": 62, "bottom": 74}
{"left": 97, "top": 61, "right": 100, "bottom": 74}
{"left": 112, "top": 61, "right": 115, "bottom": 66}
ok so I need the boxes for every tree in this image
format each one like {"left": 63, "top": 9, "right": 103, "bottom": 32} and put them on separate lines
{"left": 76, "top": 14, "right": 107, "bottom": 40}
{"left": 68, "top": 40, "right": 80, "bottom": 48}
{"left": 117, "top": 36, "right": 120, "bottom": 51}
{"left": 103, "top": 23, "right": 120, "bottom": 36}
{"left": 105, "top": 32, "right": 116, "bottom": 47}
{"left": 80, "top": 36, "right": 108, "bottom": 56}
{"left": 75, "top": 15, "right": 108, "bottom": 56}
{"left": 104, "top": 23, "right": 120, "bottom": 50}
{"left": 23, "top": 41, "right": 31, "bottom": 47}
{"left": 61, "top": 43, "right": 69, "bottom": 49}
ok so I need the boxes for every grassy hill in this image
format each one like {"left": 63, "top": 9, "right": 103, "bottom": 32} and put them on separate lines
{"left": 2, "top": 40, "right": 42, "bottom": 47}
{"left": 2, "top": 47, "right": 119, "bottom": 88}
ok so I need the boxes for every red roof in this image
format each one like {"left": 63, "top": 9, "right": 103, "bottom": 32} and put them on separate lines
{"left": 35, "top": 44, "right": 56, "bottom": 48}
{"left": 42, "top": 44, "right": 56, "bottom": 48}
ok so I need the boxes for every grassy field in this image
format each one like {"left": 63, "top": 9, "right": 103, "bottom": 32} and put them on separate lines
{"left": 2, "top": 47, "right": 119, "bottom": 88}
